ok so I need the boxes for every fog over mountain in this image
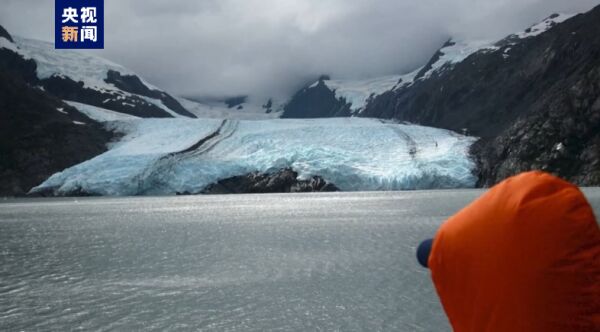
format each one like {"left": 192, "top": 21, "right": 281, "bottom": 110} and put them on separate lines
{"left": 1, "top": 0, "right": 598, "bottom": 100}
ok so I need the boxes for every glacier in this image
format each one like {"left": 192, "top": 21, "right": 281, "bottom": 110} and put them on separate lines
{"left": 31, "top": 117, "right": 477, "bottom": 196}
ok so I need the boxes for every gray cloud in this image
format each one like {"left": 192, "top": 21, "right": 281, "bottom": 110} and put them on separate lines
{"left": 1, "top": 0, "right": 599, "bottom": 100}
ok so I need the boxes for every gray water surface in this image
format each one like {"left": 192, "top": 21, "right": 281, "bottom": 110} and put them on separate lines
{"left": 1, "top": 190, "right": 599, "bottom": 331}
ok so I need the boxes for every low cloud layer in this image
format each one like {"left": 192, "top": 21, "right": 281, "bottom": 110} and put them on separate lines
{"left": 1, "top": 0, "right": 598, "bottom": 99}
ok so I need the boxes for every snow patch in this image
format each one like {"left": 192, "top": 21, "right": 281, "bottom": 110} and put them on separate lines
{"left": 13, "top": 37, "right": 133, "bottom": 92}
{"left": 12, "top": 36, "right": 167, "bottom": 98}
{"left": 65, "top": 100, "right": 140, "bottom": 122}
{"left": 323, "top": 75, "right": 402, "bottom": 112}
{"left": 139, "top": 96, "right": 184, "bottom": 118}
{"left": 308, "top": 69, "right": 421, "bottom": 114}
{"left": 418, "top": 40, "right": 498, "bottom": 80}
{"left": 515, "top": 13, "right": 576, "bottom": 39}
{"left": 0, "top": 36, "right": 22, "bottom": 55}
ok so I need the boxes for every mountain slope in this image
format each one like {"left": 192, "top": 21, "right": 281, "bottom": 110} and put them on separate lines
{"left": 6, "top": 36, "right": 195, "bottom": 118}
{"left": 471, "top": 11, "right": 600, "bottom": 186}
{"left": 361, "top": 13, "right": 580, "bottom": 137}
{"left": 282, "top": 39, "right": 499, "bottom": 118}
{"left": 363, "top": 8, "right": 600, "bottom": 185}
{"left": 281, "top": 77, "right": 352, "bottom": 118}
{"left": 0, "top": 28, "right": 112, "bottom": 196}
{"left": 283, "top": 13, "right": 577, "bottom": 122}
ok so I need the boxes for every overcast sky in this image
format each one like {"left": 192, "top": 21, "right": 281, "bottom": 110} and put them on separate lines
{"left": 1, "top": 0, "right": 598, "bottom": 100}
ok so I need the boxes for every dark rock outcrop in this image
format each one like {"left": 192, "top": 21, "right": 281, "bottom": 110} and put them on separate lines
{"left": 361, "top": 7, "right": 600, "bottom": 186}
{"left": 0, "top": 48, "right": 38, "bottom": 83}
{"left": 105, "top": 70, "right": 195, "bottom": 118}
{"left": 0, "top": 26, "right": 36, "bottom": 83}
{"left": 262, "top": 99, "right": 273, "bottom": 113}
{"left": 282, "top": 79, "right": 352, "bottom": 118}
{"left": 224, "top": 96, "right": 247, "bottom": 109}
{"left": 41, "top": 75, "right": 177, "bottom": 118}
{"left": 201, "top": 168, "right": 339, "bottom": 194}
{"left": 471, "top": 55, "right": 600, "bottom": 186}
{"left": 0, "top": 25, "right": 13, "bottom": 43}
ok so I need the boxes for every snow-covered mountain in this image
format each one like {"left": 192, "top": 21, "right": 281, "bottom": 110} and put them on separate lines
{"left": 31, "top": 116, "right": 476, "bottom": 196}
{"left": 2, "top": 35, "right": 195, "bottom": 118}
{"left": 282, "top": 13, "right": 577, "bottom": 117}
{"left": 363, "top": 9, "right": 600, "bottom": 186}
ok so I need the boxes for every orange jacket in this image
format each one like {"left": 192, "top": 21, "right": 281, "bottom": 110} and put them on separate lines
{"left": 429, "top": 171, "right": 600, "bottom": 331}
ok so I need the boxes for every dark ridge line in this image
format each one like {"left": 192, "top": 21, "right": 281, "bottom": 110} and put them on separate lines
{"left": 198, "top": 120, "right": 238, "bottom": 156}
{"left": 164, "top": 119, "right": 227, "bottom": 158}
{"left": 388, "top": 125, "right": 418, "bottom": 159}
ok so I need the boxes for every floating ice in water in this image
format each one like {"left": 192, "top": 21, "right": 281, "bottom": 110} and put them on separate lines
{"left": 32, "top": 118, "right": 478, "bottom": 196}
